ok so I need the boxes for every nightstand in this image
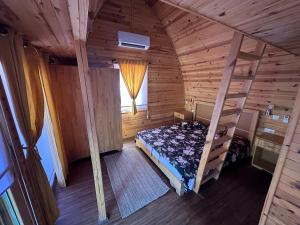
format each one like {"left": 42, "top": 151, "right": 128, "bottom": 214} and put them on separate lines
{"left": 174, "top": 110, "right": 193, "bottom": 123}
{"left": 252, "top": 133, "right": 284, "bottom": 174}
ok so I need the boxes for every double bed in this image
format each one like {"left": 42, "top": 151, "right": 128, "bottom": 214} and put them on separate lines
{"left": 135, "top": 102, "right": 259, "bottom": 196}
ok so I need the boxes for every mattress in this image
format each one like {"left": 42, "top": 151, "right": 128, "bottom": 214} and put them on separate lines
{"left": 136, "top": 121, "right": 250, "bottom": 191}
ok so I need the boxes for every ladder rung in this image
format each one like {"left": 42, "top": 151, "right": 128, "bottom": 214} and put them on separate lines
{"left": 208, "top": 147, "right": 227, "bottom": 160}
{"left": 226, "top": 93, "right": 248, "bottom": 99}
{"left": 238, "top": 51, "right": 261, "bottom": 61}
{"left": 218, "top": 122, "right": 237, "bottom": 130}
{"left": 232, "top": 75, "right": 255, "bottom": 80}
{"left": 216, "top": 121, "right": 237, "bottom": 134}
{"left": 205, "top": 157, "right": 223, "bottom": 171}
{"left": 211, "top": 135, "right": 232, "bottom": 148}
{"left": 221, "top": 108, "right": 242, "bottom": 116}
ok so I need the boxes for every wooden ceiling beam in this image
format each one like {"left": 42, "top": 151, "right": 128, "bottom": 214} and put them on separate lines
{"left": 67, "top": 0, "right": 89, "bottom": 41}
{"left": 88, "top": 0, "right": 105, "bottom": 34}
{"left": 159, "top": 0, "right": 298, "bottom": 56}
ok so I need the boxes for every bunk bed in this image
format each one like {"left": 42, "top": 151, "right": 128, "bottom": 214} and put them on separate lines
{"left": 136, "top": 102, "right": 259, "bottom": 196}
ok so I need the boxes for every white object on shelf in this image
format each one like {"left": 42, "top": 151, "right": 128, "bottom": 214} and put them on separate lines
{"left": 283, "top": 115, "right": 289, "bottom": 124}
{"left": 272, "top": 115, "right": 280, "bottom": 120}
{"left": 264, "top": 128, "right": 275, "bottom": 134}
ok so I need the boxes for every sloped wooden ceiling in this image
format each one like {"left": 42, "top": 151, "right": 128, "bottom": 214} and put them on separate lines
{"left": 0, "top": 0, "right": 74, "bottom": 56}
{"left": 152, "top": 1, "right": 300, "bottom": 137}
{"left": 159, "top": 0, "right": 300, "bottom": 55}
{"left": 0, "top": 0, "right": 103, "bottom": 57}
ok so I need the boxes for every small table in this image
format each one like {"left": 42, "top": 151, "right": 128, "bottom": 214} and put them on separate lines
{"left": 252, "top": 133, "right": 284, "bottom": 174}
{"left": 174, "top": 110, "right": 193, "bottom": 123}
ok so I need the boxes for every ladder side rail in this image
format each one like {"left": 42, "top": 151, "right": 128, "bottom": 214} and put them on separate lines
{"left": 214, "top": 42, "right": 267, "bottom": 179}
{"left": 193, "top": 32, "right": 244, "bottom": 193}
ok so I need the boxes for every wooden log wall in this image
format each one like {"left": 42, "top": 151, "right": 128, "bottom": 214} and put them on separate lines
{"left": 87, "top": 0, "right": 185, "bottom": 139}
{"left": 153, "top": 2, "right": 300, "bottom": 137}
{"left": 260, "top": 88, "right": 300, "bottom": 225}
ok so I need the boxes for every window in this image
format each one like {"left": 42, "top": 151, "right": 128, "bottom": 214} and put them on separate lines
{"left": 0, "top": 191, "right": 21, "bottom": 225}
{"left": 114, "top": 64, "right": 148, "bottom": 113}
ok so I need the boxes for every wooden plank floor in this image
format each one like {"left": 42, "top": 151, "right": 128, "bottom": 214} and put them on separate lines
{"left": 55, "top": 142, "right": 272, "bottom": 225}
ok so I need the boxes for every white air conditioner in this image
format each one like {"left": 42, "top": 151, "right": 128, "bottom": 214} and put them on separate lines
{"left": 118, "top": 31, "right": 150, "bottom": 50}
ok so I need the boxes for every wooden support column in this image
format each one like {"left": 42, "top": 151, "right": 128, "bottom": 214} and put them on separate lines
{"left": 67, "top": 0, "right": 107, "bottom": 223}
{"left": 74, "top": 39, "right": 107, "bottom": 223}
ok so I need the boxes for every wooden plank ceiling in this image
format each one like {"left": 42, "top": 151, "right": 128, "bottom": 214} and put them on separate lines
{"left": 0, "top": 0, "right": 103, "bottom": 57}
{"left": 1, "top": 0, "right": 299, "bottom": 57}
{"left": 0, "top": 0, "right": 74, "bottom": 56}
{"left": 159, "top": 0, "right": 300, "bottom": 55}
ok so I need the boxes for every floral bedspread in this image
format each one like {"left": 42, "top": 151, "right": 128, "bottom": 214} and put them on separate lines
{"left": 136, "top": 121, "right": 250, "bottom": 189}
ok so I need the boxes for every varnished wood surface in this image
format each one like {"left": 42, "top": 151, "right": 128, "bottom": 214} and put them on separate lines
{"left": 159, "top": 0, "right": 300, "bottom": 55}
{"left": 55, "top": 141, "right": 272, "bottom": 225}
{"left": 0, "top": 0, "right": 104, "bottom": 56}
{"left": 153, "top": 2, "right": 300, "bottom": 137}
{"left": 87, "top": 0, "right": 185, "bottom": 139}
{"left": 259, "top": 88, "right": 300, "bottom": 225}
{"left": 90, "top": 68, "right": 123, "bottom": 152}
{"left": 256, "top": 133, "right": 284, "bottom": 146}
{"left": 49, "top": 65, "right": 90, "bottom": 163}
{"left": 0, "top": 0, "right": 74, "bottom": 56}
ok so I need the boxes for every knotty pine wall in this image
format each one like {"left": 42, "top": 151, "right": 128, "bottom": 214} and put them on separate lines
{"left": 49, "top": 65, "right": 90, "bottom": 163}
{"left": 261, "top": 89, "right": 300, "bottom": 224}
{"left": 87, "top": 0, "right": 185, "bottom": 139}
{"left": 153, "top": 2, "right": 300, "bottom": 137}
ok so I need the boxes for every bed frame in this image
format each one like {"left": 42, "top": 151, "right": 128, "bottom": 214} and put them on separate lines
{"left": 194, "top": 102, "right": 259, "bottom": 146}
{"left": 136, "top": 102, "right": 259, "bottom": 196}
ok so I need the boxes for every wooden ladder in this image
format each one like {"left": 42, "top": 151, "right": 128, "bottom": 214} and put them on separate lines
{"left": 193, "top": 32, "right": 266, "bottom": 193}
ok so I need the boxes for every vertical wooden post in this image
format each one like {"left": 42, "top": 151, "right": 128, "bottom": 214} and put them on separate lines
{"left": 67, "top": 0, "right": 107, "bottom": 222}
{"left": 74, "top": 40, "right": 107, "bottom": 223}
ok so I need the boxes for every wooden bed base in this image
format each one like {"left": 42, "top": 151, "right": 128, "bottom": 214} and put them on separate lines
{"left": 136, "top": 102, "right": 259, "bottom": 196}
{"left": 135, "top": 138, "right": 185, "bottom": 196}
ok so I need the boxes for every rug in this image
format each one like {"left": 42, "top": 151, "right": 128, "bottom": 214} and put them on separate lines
{"left": 104, "top": 144, "right": 169, "bottom": 218}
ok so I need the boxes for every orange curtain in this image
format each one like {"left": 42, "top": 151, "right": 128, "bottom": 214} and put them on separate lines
{"left": 119, "top": 59, "right": 147, "bottom": 115}
{"left": 0, "top": 31, "right": 59, "bottom": 225}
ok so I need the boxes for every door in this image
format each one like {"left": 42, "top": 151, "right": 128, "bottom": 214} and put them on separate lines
{"left": 90, "top": 68, "right": 123, "bottom": 152}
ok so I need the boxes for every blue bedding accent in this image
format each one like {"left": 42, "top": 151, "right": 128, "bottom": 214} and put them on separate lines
{"left": 136, "top": 121, "right": 250, "bottom": 191}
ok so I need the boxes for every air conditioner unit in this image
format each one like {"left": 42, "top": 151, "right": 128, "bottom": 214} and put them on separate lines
{"left": 118, "top": 31, "right": 150, "bottom": 50}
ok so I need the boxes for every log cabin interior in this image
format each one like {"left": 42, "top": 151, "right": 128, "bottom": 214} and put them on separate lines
{"left": 0, "top": 0, "right": 299, "bottom": 225}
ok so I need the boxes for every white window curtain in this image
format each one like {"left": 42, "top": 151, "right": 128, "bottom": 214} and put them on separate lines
{"left": 0, "top": 126, "right": 14, "bottom": 196}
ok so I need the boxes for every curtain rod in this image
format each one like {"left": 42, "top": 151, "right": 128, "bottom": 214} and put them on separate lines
{"left": 111, "top": 58, "right": 152, "bottom": 65}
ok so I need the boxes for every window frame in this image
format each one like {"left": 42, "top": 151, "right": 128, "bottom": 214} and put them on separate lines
{"left": 113, "top": 63, "right": 149, "bottom": 114}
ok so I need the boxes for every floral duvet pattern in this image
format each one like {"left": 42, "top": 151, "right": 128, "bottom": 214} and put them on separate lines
{"left": 136, "top": 121, "right": 250, "bottom": 190}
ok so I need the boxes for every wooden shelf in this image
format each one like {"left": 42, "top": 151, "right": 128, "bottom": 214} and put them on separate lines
{"left": 252, "top": 157, "right": 277, "bottom": 174}
{"left": 252, "top": 133, "right": 283, "bottom": 174}
{"left": 174, "top": 110, "right": 193, "bottom": 122}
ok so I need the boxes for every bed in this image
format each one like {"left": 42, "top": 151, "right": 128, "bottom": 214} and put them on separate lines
{"left": 135, "top": 102, "right": 259, "bottom": 196}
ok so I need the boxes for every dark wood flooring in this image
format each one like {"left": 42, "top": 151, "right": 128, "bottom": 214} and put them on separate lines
{"left": 55, "top": 142, "right": 272, "bottom": 225}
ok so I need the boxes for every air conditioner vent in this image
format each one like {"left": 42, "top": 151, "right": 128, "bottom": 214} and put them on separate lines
{"left": 118, "top": 31, "right": 150, "bottom": 50}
